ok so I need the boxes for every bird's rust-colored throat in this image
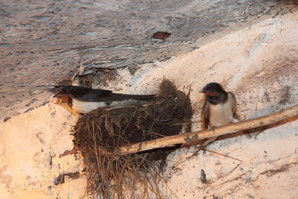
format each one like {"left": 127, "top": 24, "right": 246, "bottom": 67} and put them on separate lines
{"left": 203, "top": 91, "right": 218, "bottom": 97}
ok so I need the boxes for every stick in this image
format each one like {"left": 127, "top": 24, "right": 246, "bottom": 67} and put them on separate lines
{"left": 115, "top": 105, "right": 298, "bottom": 155}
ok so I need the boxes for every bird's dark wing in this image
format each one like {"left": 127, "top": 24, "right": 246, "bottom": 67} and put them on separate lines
{"left": 69, "top": 86, "right": 113, "bottom": 102}
{"left": 228, "top": 92, "right": 240, "bottom": 120}
{"left": 102, "top": 93, "right": 155, "bottom": 102}
{"left": 201, "top": 98, "right": 210, "bottom": 129}
{"left": 68, "top": 86, "right": 155, "bottom": 102}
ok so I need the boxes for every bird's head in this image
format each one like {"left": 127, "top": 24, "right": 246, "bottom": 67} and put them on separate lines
{"left": 54, "top": 86, "right": 73, "bottom": 98}
{"left": 201, "top": 82, "right": 226, "bottom": 97}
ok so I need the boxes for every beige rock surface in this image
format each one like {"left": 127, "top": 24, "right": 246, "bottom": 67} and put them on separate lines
{"left": 0, "top": 2, "right": 297, "bottom": 199}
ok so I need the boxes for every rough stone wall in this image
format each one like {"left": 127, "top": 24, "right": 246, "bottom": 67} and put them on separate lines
{"left": 0, "top": 1, "right": 297, "bottom": 199}
{"left": 0, "top": 0, "right": 294, "bottom": 120}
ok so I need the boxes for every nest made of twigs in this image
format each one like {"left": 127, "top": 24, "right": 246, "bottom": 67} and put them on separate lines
{"left": 73, "top": 79, "right": 193, "bottom": 198}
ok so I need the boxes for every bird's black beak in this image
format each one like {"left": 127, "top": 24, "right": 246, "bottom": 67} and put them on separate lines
{"left": 53, "top": 91, "right": 61, "bottom": 98}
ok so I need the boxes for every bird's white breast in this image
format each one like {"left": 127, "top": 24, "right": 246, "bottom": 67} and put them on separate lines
{"left": 72, "top": 99, "right": 139, "bottom": 114}
{"left": 209, "top": 93, "right": 234, "bottom": 127}
{"left": 72, "top": 99, "right": 106, "bottom": 114}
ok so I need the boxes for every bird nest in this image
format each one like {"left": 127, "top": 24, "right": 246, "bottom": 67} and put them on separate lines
{"left": 72, "top": 79, "right": 193, "bottom": 198}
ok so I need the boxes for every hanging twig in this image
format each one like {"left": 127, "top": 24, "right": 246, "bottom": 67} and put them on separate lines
{"left": 115, "top": 105, "right": 298, "bottom": 155}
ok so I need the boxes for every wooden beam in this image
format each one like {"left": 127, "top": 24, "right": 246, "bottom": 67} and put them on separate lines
{"left": 114, "top": 105, "right": 298, "bottom": 155}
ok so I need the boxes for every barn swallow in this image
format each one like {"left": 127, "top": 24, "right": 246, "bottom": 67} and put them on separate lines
{"left": 54, "top": 85, "right": 155, "bottom": 114}
{"left": 200, "top": 82, "right": 238, "bottom": 148}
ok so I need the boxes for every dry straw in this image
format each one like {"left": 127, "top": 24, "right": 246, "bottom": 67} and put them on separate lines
{"left": 73, "top": 80, "right": 193, "bottom": 198}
